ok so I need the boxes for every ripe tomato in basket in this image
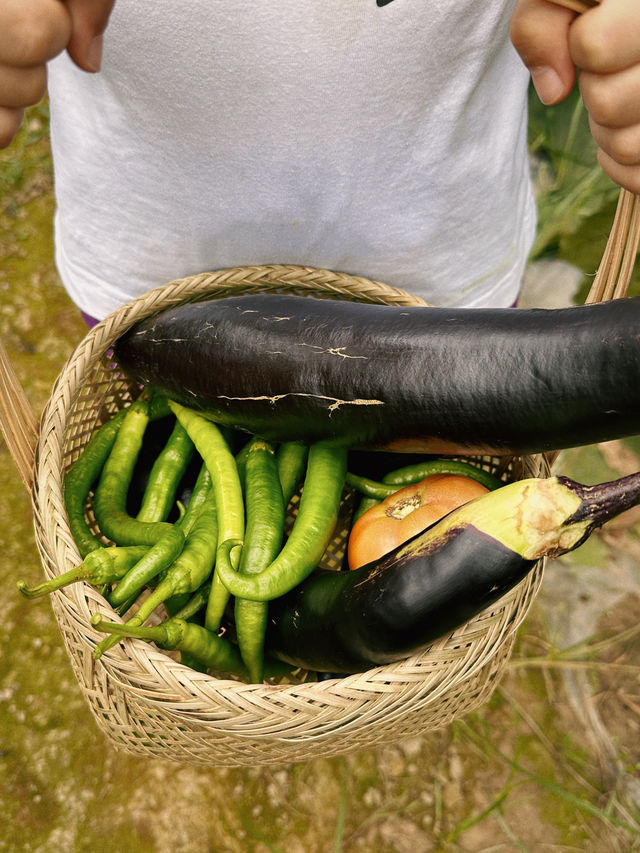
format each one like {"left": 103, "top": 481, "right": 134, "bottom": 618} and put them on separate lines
{"left": 347, "top": 473, "right": 489, "bottom": 570}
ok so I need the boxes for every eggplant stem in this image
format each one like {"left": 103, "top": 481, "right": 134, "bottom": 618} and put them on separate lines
{"left": 561, "top": 471, "right": 640, "bottom": 529}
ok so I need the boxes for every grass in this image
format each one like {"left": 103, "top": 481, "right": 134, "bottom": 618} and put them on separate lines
{"left": 0, "top": 102, "right": 51, "bottom": 212}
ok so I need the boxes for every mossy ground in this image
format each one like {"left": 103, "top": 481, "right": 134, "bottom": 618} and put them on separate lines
{"left": 0, "top": 104, "right": 638, "bottom": 853}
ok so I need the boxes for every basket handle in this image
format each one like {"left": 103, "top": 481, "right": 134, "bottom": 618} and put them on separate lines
{"left": 0, "top": 337, "right": 38, "bottom": 493}
{"left": 585, "top": 188, "right": 640, "bottom": 303}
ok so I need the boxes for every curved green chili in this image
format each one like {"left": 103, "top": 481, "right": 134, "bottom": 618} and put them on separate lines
{"left": 276, "top": 441, "right": 308, "bottom": 508}
{"left": 91, "top": 613, "right": 244, "bottom": 671}
{"left": 346, "top": 459, "right": 504, "bottom": 500}
{"left": 90, "top": 614, "right": 294, "bottom": 677}
{"left": 83, "top": 401, "right": 184, "bottom": 663}
{"left": 235, "top": 438, "right": 285, "bottom": 682}
{"left": 352, "top": 495, "right": 381, "bottom": 523}
{"left": 344, "top": 472, "right": 397, "bottom": 499}
{"left": 216, "top": 442, "right": 347, "bottom": 602}
{"left": 234, "top": 440, "right": 252, "bottom": 488}
{"left": 64, "top": 394, "right": 183, "bottom": 558}
{"left": 173, "top": 462, "right": 211, "bottom": 534}
{"left": 16, "top": 545, "right": 149, "bottom": 599}
{"left": 93, "top": 400, "right": 161, "bottom": 543}
{"left": 63, "top": 408, "right": 127, "bottom": 558}
{"left": 128, "top": 486, "right": 218, "bottom": 627}
{"left": 147, "top": 392, "right": 172, "bottom": 421}
{"left": 381, "top": 459, "right": 504, "bottom": 491}
{"left": 136, "top": 419, "right": 195, "bottom": 523}
{"left": 92, "top": 400, "right": 185, "bottom": 606}
{"left": 169, "top": 402, "right": 245, "bottom": 632}
{"left": 94, "top": 488, "right": 218, "bottom": 656}
{"left": 107, "top": 469, "right": 212, "bottom": 630}
{"left": 170, "top": 580, "right": 212, "bottom": 622}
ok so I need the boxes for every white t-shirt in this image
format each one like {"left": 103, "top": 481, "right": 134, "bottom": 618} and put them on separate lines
{"left": 47, "top": 0, "right": 535, "bottom": 319}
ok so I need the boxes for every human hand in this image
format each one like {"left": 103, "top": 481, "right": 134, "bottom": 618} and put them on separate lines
{"left": 511, "top": 0, "right": 640, "bottom": 193}
{"left": 0, "top": 0, "right": 115, "bottom": 148}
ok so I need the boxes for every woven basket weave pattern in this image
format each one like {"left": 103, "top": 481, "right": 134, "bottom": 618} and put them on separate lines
{"left": 29, "top": 265, "right": 547, "bottom": 766}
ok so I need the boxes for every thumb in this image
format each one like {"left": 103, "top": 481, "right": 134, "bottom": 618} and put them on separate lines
{"left": 63, "top": 0, "right": 116, "bottom": 72}
{"left": 510, "top": 0, "right": 577, "bottom": 105}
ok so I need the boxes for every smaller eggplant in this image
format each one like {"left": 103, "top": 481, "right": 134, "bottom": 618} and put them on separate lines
{"left": 265, "top": 472, "right": 640, "bottom": 674}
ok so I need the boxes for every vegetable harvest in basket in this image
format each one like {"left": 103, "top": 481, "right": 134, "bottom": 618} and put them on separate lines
{"left": 17, "top": 293, "right": 640, "bottom": 681}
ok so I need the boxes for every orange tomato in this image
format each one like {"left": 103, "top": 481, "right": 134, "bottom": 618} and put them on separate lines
{"left": 347, "top": 473, "right": 489, "bottom": 570}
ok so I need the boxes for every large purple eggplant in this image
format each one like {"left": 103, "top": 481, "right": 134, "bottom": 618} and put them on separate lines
{"left": 114, "top": 293, "right": 640, "bottom": 455}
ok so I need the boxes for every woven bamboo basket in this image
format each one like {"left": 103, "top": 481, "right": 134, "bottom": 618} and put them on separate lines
{"left": 2, "top": 180, "right": 638, "bottom": 765}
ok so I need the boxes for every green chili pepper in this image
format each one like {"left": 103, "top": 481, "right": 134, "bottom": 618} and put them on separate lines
{"left": 63, "top": 394, "right": 182, "bottom": 559}
{"left": 346, "top": 459, "right": 503, "bottom": 501}
{"left": 234, "top": 440, "right": 251, "bottom": 488}
{"left": 136, "top": 419, "right": 195, "bottom": 523}
{"left": 170, "top": 581, "right": 212, "bottom": 622}
{"left": 381, "top": 459, "right": 504, "bottom": 491}
{"left": 93, "top": 400, "right": 160, "bottom": 544}
{"left": 94, "top": 499, "right": 218, "bottom": 658}
{"left": 175, "top": 462, "right": 212, "bottom": 536}
{"left": 91, "top": 614, "right": 244, "bottom": 672}
{"left": 216, "top": 442, "right": 347, "bottom": 602}
{"left": 161, "top": 587, "right": 208, "bottom": 671}
{"left": 276, "top": 441, "right": 308, "bottom": 508}
{"left": 352, "top": 495, "right": 381, "bottom": 523}
{"left": 168, "top": 402, "right": 245, "bottom": 632}
{"left": 92, "top": 400, "right": 185, "bottom": 604}
{"left": 63, "top": 408, "right": 127, "bottom": 558}
{"left": 17, "top": 545, "right": 149, "bottom": 599}
{"left": 127, "top": 485, "right": 218, "bottom": 628}
{"left": 147, "top": 393, "right": 172, "bottom": 421}
{"left": 87, "top": 401, "right": 185, "bottom": 658}
{"left": 234, "top": 438, "right": 285, "bottom": 682}
{"left": 90, "top": 614, "right": 294, "bottom": 678}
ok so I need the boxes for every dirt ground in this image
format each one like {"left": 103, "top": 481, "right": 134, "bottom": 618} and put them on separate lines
{"left": 0, "top": 110, "right": 639, "bottom": 853}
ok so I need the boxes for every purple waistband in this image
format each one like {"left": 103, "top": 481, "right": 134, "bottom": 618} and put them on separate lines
{"left": 81, "top": 311, "right": 99, "bottom": 329}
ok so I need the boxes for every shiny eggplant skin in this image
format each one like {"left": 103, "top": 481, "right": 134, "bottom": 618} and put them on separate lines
{"left": 264, "top": 524, "right": 537, "bottom": 673}
{"left": 114, "top": 293, "right": 640, "bottom": 455}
